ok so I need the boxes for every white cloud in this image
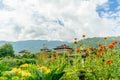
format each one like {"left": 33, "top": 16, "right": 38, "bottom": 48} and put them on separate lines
{"left": 0, "top": 0, "right": 119, "bottom": 41}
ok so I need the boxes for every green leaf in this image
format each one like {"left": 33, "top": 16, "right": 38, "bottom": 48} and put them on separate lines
{"left": 52, "top": 72, "right": 65, "bottom": 80}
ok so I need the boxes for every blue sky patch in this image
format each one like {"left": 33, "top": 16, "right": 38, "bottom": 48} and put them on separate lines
{"left": 96, "top": 0, "right": 120, "bottom": 19}
{"left": 0, "top": 0, "right": 5, "bottom": 9}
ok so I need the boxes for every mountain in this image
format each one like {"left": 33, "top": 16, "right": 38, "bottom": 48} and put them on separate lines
{"left": 0, "top": 36, "right": 120, "bottom": 53}
{"left": 0, "top": 40, "right": 70, "bottom": 53}
{"left": 70, "top": 36, "right": 120, "bottom": 48}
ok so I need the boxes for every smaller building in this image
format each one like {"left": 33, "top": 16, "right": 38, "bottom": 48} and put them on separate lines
{"left": 53, "top": 44, "right": 74, "bottom": 53}
{"left": 18, "top": 49, "right": 30, "bottom": 56}
{"left": 40, "top": 47, "right": 51, "bottom": 52}
{"left": 19, "top": 49, "right": 29, "bottom": 54}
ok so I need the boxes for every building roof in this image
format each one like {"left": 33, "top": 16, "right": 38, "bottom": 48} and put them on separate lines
{"left": 40, "top": 47, "right": 51, "bottom": 52}
{"left": 53, "top": 45, "right": 73, "bottom": 50}
{"left": 19, "top": 49, "right": 29, "bottom": 53}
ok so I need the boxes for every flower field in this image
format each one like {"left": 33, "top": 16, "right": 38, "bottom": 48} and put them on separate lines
{"left": 0, "top": 37, "right": 120, "bottom": 80}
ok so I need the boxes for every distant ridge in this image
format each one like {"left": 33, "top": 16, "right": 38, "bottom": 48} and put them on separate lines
{"left": 70, "top": 36, "right": 120, "bottom": 48}
{"left": 0, "top": 40, "right": 70, "bottom": 53}
{"left": 0, "top": 36, "right": 120, "bottom": 53}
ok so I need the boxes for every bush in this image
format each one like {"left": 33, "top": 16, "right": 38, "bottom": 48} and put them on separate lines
{"left": 0, "top": 43, "right": 14, "bottom": 57}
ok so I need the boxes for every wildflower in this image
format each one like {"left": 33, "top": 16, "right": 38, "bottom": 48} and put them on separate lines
{"left": 21, "top": 71, "right": 31, "bottom": 77}
{"left": 74, "top": 38, "right": 77, "bottom": 40}
{"left": 12, "top": 68, "right": 21, "bottom": 73}
{"left": 112, "top": 41, "right": 117, "bottom": 45}
{"left": 108, "top": 44, "right": 114, "bottom": 49}
{"left": 106, "top": 60, "right": 112, "bottom": 65}
{"left": 104, "top": 37, "right": 107, "bottom": 40}
{"left": 118, "top": 42, "right": 120, "bottom": 44}
{"left": 90, "top": 47, "right": 94, "bottom": 51}
{"left": 85, "top": 53, "right": 89, "bottom": 57}
{"left": 38, "top": 66, "right": 51, "bottom": 74}
{"left": 100, "top": 45, "right": 105, "bottom": 49}
{"left": 82, "top": 34, "right": 86, "bottom": 38}
{"left": 114, "top": 41, "right": 117, "bottom": 44}
{"left": 98, "top": 43, "right": 102, "bottom": 47}
{"left": 76, "top": 48, "right": 81, "bottom": 53}
{"left": 96, "top": 53, "right": 101, "bottom": 57}
{"left": 40, "top": 53, "right": 49, "bottom": 58}
{"left": 46, "top": 68, "right": 51, "bottom": 74}
{"left": 74, "top": 41, "right": 77, "bottom": 44}
{"left": 99, "top": 45, "right": 106, "bottom": 51}
{"left": 84, "top": 48, "right": 90, "bottom": 53}
{"left": 20, "top": 63, "right": 29, "bottom": 68}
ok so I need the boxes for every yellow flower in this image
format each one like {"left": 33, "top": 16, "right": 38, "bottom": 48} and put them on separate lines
{"left": 20, "top": 63, "right": 29, "bottom": 68}
{"left": 21, "top": 71, "right": 31, "bottom": 77}
{"left": 46, "top": 68, "right": 51, "bottom": 74}
{"left": 38, "top": 66, "right": 51, "bottom": 74}
{"left": 12, "top": 68, "right": 21, "bottom": 73}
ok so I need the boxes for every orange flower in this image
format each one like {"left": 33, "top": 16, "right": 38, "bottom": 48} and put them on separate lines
{"left": 108, "top": 44, "right": 114, "bottom": 49}
{"left": 82, "top": 34, "right": 86, "bottom": 38}
{"left": 85, "top": 53, "right": 89, "bottom": 57}
{"left": 90, "top": 47, "right": 94, "bottom": 51}
{"left": 76, "top": 48, "right": 81, "bottom": 53}
{"left": 104, "top": 37, "right": 107, "bottom": 40}
{"left": 112, "top": 41, "right": 117, "bottom": 45}
{"left": 118, "top": 42, "right": 120, "bottom": 44}
{"left": 40, "top": 53, "right": 49, "bottom": 58}
{"left": 114, "top": 41, "right": 117, "bottom": 44}
{"left": 96, "top": 53, "right": 101, "bottom": 57}
{"left": 106, "top": 60, "right": 112, "bottom": 65}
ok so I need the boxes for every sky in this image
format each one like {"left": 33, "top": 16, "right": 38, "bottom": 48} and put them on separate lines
{"left": 0, "top": 0, "right": 120, "bottom": 41}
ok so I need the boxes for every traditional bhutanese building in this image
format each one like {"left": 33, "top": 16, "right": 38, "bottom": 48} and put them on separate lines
{"left": 53, "top": 44, "right": 74, "bottom": 53}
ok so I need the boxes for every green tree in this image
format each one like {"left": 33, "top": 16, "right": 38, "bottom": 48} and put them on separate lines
{"left": 0, "top": 43, "right": 14, "bottom": 57}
